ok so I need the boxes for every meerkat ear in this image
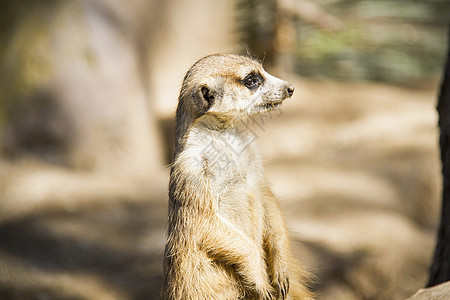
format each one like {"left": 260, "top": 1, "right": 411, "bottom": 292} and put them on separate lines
{"left": 193, "top": 85, "right": 215, "bottom": 114}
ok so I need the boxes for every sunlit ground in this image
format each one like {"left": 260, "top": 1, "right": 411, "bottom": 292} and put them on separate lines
{"left": 0, "top": 75, "right": 440, "bottom": 299}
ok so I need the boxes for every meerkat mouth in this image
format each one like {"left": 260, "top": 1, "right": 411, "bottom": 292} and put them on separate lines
{"left": 256, "top": 101, "right": 283, "bottom": 111}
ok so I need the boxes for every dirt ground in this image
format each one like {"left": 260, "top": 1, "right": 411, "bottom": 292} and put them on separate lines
{"left": 0, "top": 77, "right": 442, "bottom": 299}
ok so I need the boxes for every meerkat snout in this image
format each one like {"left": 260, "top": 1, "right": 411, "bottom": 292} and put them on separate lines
{"left": 286, "top": 83, "right": 295, "bottom": 97}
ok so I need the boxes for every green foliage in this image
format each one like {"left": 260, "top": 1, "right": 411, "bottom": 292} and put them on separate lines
{"left": 236, "top": 0, "right": 449, "bottom": 85}
{"left": 0, "top": 3, "right": 54, "bottom": 123}
{"left": 293, "top": 0, "right": 449, "bottom": 85}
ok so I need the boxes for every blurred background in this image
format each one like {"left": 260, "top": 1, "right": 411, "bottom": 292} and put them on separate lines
{"left": 0, "top": 0, "right": 449, "bottom": 299}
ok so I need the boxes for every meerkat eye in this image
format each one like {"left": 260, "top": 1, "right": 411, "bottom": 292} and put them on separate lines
{"left": 242, "top": 72, "right": 262, "bottom": 89}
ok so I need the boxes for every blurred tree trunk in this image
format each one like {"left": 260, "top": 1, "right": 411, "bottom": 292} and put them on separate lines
{"left": 428, "top": 24, "right": 450, "bottom": 288}
{"left": 0, "top": 0, "right": 164, "bottom": 172}
{"left": 236, "top": 0, "right": 341, "bottom": 75}
{"left": 0, "top": 0, "right": 172, "bottom": 214}
{"left": 236, "top": 0, "right": 277, "bottom": 63}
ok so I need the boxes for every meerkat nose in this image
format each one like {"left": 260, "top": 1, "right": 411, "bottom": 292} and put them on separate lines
{"left": 286, "top": 84, "right": 295, "bottom": 97}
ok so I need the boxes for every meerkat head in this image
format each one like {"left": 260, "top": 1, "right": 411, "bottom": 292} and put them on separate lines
{"left": 175, "top": 54, "right": 294, "bottom": 152}
{"left": 179, "top": 54, "right": 294, "bottom": 120}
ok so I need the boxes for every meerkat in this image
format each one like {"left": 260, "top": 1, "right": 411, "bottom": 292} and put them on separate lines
{"left": 163, "top": 54, "right": 312, "bottom": 300}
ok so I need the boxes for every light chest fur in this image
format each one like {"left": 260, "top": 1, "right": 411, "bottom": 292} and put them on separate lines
{"left": 183, "top": 118, "right": 265, "bottom": 241}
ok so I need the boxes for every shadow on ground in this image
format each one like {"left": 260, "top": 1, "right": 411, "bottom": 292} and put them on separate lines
{"left": 0, "top": 199, "right": 167, "bottom": 300}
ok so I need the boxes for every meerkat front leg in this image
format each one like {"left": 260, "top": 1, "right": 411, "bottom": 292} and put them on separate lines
{"left": 262, "top": 184, "right": 291, "bottom": 300}
{"left": 199, "top": 212, "right": 274, "bottom": 300}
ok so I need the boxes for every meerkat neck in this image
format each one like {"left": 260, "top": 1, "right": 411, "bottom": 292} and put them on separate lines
{"left": 175, "top": 111, "right": 255, "bottom": 156}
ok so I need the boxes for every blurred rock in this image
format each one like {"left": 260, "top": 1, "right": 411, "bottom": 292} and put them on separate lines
{"left": 408, "top": 281, "right": 450, "bottom": 300}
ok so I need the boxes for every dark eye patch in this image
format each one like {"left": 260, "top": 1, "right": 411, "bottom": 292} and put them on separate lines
{"left": 241, "top": 72, "right": 263, "bottom": 90}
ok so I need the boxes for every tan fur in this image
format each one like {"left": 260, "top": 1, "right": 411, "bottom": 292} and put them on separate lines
{"left": 163, "top": 54, "right": 313, "bottom": 300}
